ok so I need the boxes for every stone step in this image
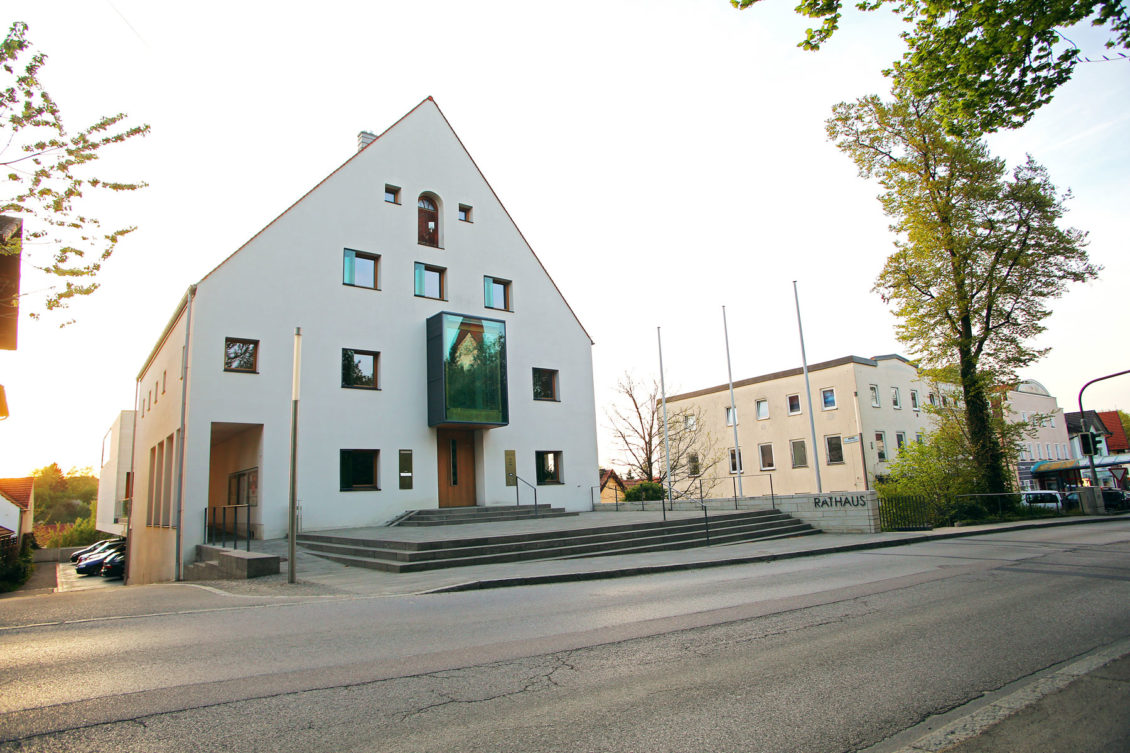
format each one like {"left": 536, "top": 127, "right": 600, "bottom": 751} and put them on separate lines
{"left": 392, "top": 506, "right": 576, "bottom": 526}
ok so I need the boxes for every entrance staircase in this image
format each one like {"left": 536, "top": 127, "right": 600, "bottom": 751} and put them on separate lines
{"left": 391, "top": 505, "right": 577, "bottom": 526}
{"left": 296, "top": 508, "right": 819, "bottom": 573}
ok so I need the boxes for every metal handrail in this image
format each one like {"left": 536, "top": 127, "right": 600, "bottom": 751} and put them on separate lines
{"left": 204, "top": 504, "right": 252, "bottom": 551}
{"left": 508, "top": 473, "right": 539, "bottom": 517}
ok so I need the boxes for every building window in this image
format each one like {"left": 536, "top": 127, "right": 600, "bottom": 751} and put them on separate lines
{"left": 162, "top": 371, "right": 166, "bottom": 394}
{"left": 729, "top": 448, "right": 743, "bottom": 474}
{"left": 384, "top": 184, "right": 400, "bottom": 204}
{"left": 875, "top": 432, "right": 887, "bottom": 462}
{"left": 535, "top": 450, "right": 563, "bottom": 484}
{"left": 343, "top": 249, "right": 379, "bottom": 289}
{"left": 224, "top": 338, "right": 259, "bottom": 373}
{"left": 896, "top": 431, "right": 906, "bottom": 450}
{"left": 726, "top": 406, "right": 737, "bottom": 426}
{"left": 821, "top": 388, "right": 837, "bottom": 410}
{"left": 825, "top": 435, "right": 844, "bottom": 464}
{"left": 1049, "top": 413, "right": 1056, "bottom": 428}
{"left": 790, "top": 439, "right": 807, "bottom": 468}
{"left": 484, "top": 276, "right": 511, "bottom": 311}
{"left": 684, "top": 414, "right": 697, "bottom": 431}
{"left": 928, "top": 392, "right": 937, "bottom": 406}
{"left": 399, "top": 450, "right": 413, "bottom": 490}
{"left": 688, "top": 453, "right": 701, "bottom": 477}
{"left": 891, "top": 387, "right": 902, "bottom": 409}
{"left": 869, "top": 384, "right": 880, "bottom": 407}
{"left": 414, "top": 262, "right": 446, "bottom": 299}
{"left": 758, "top": 443, "right": 775, "bottom": 471}
{"left": 756, "top": 399, "right": 769, "bottom": 420}
{"left": 916, "top": 432, "right": 925, "bottom": 445}
{"left": 532, "top": 368, "right": 559, "bottom": 401}
{"left": 910, "top": 390, "right": 919, "bottom": 410}
{"left": 418, "top": 194, "right": 440, "bottom": 247}
{"left": 458, "top": 204, "right": 473, "bottom": 222}
{"left": 340, "top": 449, "right": 379, "bottom": 491}
{"left": 342, "top": 349, "right": 379, "bottom": 389}
{"left": 787, "top": 394, "right": 801, "bottom": 415}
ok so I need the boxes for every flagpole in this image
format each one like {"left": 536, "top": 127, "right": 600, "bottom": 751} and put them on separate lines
{"left": 657, "top": 327, "right": 672, "bottom": 521}
{"left": 288, "top": 326, "right": 302, "bottom": 584}
{"left": 722, "top": 306, "right": 743, "bottom": 498}
{"left": 793, "top": 282, "right": 823, "bottom": 493}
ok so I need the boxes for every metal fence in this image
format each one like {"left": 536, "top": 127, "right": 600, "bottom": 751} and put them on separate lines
{"left": 203, "top": 504, "right": 253, "bottom": 551}
{"left": 877, "top": 495, "right": 933, "bottom": 531}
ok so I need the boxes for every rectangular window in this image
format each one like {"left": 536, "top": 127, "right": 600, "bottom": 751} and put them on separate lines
{"left": 787, "top": 394, "right": 801, "bottom": 415}
{"left": 1020, "top": 445, "right": 1027, "bottom": 461}
{"left": 821, "top": 388, "right": 837, "bottom": 410}
{"left": 876, "top": 432, "right": 887, "bottom": 462}
{"left": 896, "top": 431, "right": 906, "bottom": 450}
{"left": 384, "top": 184, "right": 400, "bottom": 203}
{"left": 162, "top": 371, "right": 166, "bottom": 395}
{"left": 1050, "top": 414, "right": 1056, "bottom": 428}
{"left": 729, "top": 448, "right": 743, "bottom": 474}
{"left": 891, "top": 387, "right": 902, "bottom": 409}
{"left": 343, "top": 249, "right": 379, "bottom": 289}
{"left": 426, "top": 313, "right": 508, "bottom": 426}
{"left": 916, "top": 432, "right": 924, "bottom": 445}
{"left": 825, "top": 435, "right": 844, "bottom": 464}
{"left": 532, "top": 368, "right": 559, "bottom": 401}
{"left": 869, "top": 384, "right": 880, "bottom": 407}
{"left": 153, "top": 382, "right": 158, "bottom": 405}
{"left": 414, "top": 262, "right": 446, "bottom": 299}
{"left": 756, "top": 399, "right": 769, "bottom": 420}
{"left": 791, "top": 439, "right": 807, "bottom": 468}
{"left": 484, "top": 276, "right": 511, "bottom": 311}
{"left": 458, "top": 204, "right": 473, "bottom": 222}
{"left": 910, "top": 389, "right": 919, "bottom": 410}
{"left": 684, "top": 414, "right": 697, "bottom": 431}
{"left": 759, "top": 443, "right": 775, "bottom": 470}
{"left": 342, "top": 348, "right": 379, "bottom": 389}
{"left": 399, "top": 450, "right": 413, "bottom": 490}
{"left": 224, "top": 338, "right": 259, "bottom": 373}
{"left": 535, "top": 450, "right": 563, "bottom": 484}
{"left": 340, "top": 449, "right": 379, "bottom": 491}
{"left": 726, "top": 406, "right": 737, "bottom": 426}
{"left": 688, "top": 453, "right": 701, "bottom": 477}
{"left": 928, "top": 392, "right": 937, "bottom": 406}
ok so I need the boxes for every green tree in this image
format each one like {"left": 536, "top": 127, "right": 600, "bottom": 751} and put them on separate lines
{"left": 827, "top": 92, "right": 1098, "bottom": 494}
{"left": 1, "top": 21, "right": 149, "bottom": 320}
{"left": 731, "top": 0, "right": 1130, "bottom": 133}
{"left": 32, "top": 462, "right": 98, "bottom": 524}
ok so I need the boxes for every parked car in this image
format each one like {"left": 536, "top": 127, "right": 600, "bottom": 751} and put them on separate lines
{"left": 1021, "top": 491, "right": 1064, "bottom": 509}
{"left": 1102, "top": 488, "right": 1129, "bottom": 511}
{"left": 75, "top": 543, "right": 126, "bottom": 575}
{"left": 70, "top": 538, "right": 124, "bottom": 563}
{"left": 100, "top": 551, "right": 126, "bottom": 579}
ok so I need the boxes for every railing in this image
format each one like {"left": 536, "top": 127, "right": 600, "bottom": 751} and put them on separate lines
{"left": 508, "top": 473, "right": 539, "bottom": 517}
{"left": 204, "top": 504, "right": 253, "bottom": 551}
{"left": 877, "top": 495, "right": 933, "bottom": 531}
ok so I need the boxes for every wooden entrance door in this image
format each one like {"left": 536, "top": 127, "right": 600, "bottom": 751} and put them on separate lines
{"left": 437, "top": 429, "right": 476, "bottom": 507}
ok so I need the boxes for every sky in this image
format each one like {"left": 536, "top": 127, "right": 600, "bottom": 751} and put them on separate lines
{"left": 0, "top": 0, "right": 1127, "bottom": 478}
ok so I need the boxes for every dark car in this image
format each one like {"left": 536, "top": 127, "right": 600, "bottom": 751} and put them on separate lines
{"left": 100, "top": 551, "right": 126, "bottom": 579}
{"left": 1102, "top": 489, "right": 1129, "bottom": 512}
{"left": 70, "top": 538, "right": 124, "bottom": 563}
{"left": 76, "top": 543, "right": 125, "bottom": 575}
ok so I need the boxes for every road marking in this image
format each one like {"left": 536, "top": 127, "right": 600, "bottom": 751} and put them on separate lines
{"left": 891, "top": 637, "right": 1130, "bottom": 752}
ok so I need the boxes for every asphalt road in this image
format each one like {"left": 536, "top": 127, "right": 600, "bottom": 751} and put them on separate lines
{"left": 2, "top": 522, "right": 1129, "bottom": 752}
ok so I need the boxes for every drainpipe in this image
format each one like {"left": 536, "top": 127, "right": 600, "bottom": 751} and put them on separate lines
{"left": 173, "top": 285, "right": 197, "bottom": 581}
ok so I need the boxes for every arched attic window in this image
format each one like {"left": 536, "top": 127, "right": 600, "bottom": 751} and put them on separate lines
{"left": 418, "top": 194, "right": 440, "bottom": 247}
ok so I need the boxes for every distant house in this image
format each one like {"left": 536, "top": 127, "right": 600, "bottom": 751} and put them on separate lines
{"left": 1098, "top": 411, "right": 1129, "bottom": 455}
{"left": 598, "top": 468, "right": 628, "bottom": 504}
{"left": 0, "top": 477, "right": 35, "bottom": 546}
{"left": 1005, "top": 380, "right": 1070, "bottom": 491}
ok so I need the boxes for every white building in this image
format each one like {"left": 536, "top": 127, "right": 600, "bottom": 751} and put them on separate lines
{"left": 666, "top": 355, "right": 940, "bottom": 496}
{"left": 125, "top": 98, "right": 598, "bottom": 584}
{"left": 1006, "top": 380, "right": 1070, "bottom": 490}
{"left": 96, "top": 410, "right": 134, "bottom": 536}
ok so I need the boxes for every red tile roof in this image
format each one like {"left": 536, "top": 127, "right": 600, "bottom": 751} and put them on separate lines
{"left": 1098, "top": 411, "right": 1129, "bottom": 453}
{"left": 0, "top": 477, "right": 33, "bottom": 510}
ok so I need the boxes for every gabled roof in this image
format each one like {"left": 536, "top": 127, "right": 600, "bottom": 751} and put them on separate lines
{"left": 1098, "top": 411, "right": 1129, "bottom": 453}
{"left": 1064, "top": 410, "right": 1110, "bottom": 437}
{"left": 0, "top": 477, "right": 33, "bottom": 510}
{"left": 599, "top": 468, "right": 627, "bottom": 493}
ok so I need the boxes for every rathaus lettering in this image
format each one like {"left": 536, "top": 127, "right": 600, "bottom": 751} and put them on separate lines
{"left": 813, "top": 495, "right": 868, "bottom": 508}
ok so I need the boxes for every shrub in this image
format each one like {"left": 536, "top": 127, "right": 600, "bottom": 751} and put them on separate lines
{"left": 33, "top": 514, "right": 108, "bottom": 549}
{"left": 623, "top": 481, "right": 666, "bottom": 502}
{"left": 0, "top": 537, "right": 34, "bottom": 593}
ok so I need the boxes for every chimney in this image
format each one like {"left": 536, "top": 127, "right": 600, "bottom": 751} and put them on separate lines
{"left": 357, "top": 131, "right": 377, "bottom": 152}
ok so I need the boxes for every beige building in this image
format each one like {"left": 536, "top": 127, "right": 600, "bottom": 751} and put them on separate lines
{"left": 1005, "top": 380, "right": 1070, "bottom": 490}
{"left": 666, "top": 355, "right": 940, "bottom": 496}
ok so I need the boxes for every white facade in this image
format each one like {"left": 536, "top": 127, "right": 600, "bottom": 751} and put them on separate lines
{"left": 0, "top": 495, "right": 20, "bottom": 536}
{"left": 1006, "top": 380, "right": 1070, "bottom": 489}
{"left": 96, "top": 410, "right": 134, "bottom": 536}
{"left": 127, "top": 99, "right": 599, "bottom": 584}
{"left": 666, "top": 355, "right": 939, "bottom": 496}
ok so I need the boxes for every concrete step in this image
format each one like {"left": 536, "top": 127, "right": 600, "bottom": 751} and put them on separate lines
{"left": 182, "top": 560, "right": 223, "bottom": 581}
{"left": 392, "top": 506, "right": 577, "bottom": 526}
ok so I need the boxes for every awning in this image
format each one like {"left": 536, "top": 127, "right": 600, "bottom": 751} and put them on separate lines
{"left": 1031, "top": 453, "right": 1130, "bottom": 473}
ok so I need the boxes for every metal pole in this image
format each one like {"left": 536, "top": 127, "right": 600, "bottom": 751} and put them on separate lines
{"left": 657, "top": 327, "right": 673, "bottom": 521}
{"left": 722, "top": 306, "right": 743, "bottom": 498}
{"left": 1078, "top": 368, "right": 1130, "bottom": 488}
{"left": 793, "top": 282, "right": 823, "bottom": 493}
{"left": 288, "top": 327, "right": 302, "bottom": 584}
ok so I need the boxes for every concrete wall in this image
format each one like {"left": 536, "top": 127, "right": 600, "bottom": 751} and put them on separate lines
{"left": 96, "top": 410, "right": 134, "bottom": 536}
{"left": 772, "top": 491, "right": 880, "bottom": 533}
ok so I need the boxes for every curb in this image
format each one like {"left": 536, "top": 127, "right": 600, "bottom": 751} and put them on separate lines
{"left": 429, "top": 514, "right": 1130, "bottom": 593}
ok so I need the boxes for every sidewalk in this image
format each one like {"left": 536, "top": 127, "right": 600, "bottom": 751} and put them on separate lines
{"left": 193, "top": 512, "right": 1130, "bottom": 598}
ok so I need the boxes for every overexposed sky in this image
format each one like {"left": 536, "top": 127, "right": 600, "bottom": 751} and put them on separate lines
{"left": 0, "top": 0, "right": 1126, "bottom": 477}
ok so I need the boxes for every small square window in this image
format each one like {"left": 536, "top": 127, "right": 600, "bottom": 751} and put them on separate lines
{"left": 340, "top": 449, "right": 379, "bottom": 491}
{"left": 414, "top": 262, "right": 446, "bottom": 299}
{"left": 535, "top": 450, "right": 563, "bottom": 484}
{"left": 532, "top": 368, "right": 559, "bottom": 401}
{"left": 458, "top": 204, "right": 473, "bottom": 222}
{"left": 869, "top": 384, "right": 880, "bottom": 407}
{"left": 343, "top": 249, "right": 379, "bottom": 289}
{"left": 684, "top": 414, "right": 697, "bottom": 431}
{"left": 758, "top": 443, "right": 775, "bottom": 471}
{"left": 891, "top": 387, "right": 902, "bottom": 409}
{"left": 821, "top": 388, "right": 837, "bottom": 410}
{"left": 756, "top": 399, "right": 769, "bottom": 420}
{"left": 224, "top": 338, "right": 259, "bottom": 373}
{"left": 484, "top": 276, "right": 511, "bottom": 311}
{"left": 790, "top": 439, "right": 807, "bottom": 468}
{"left": 342, "top": 349, "right": 379, "bottom": 389}
{"left": 729, "top": 448, "right": 743, "bottom": 474}
{"left": 825, "top": 435, "right": 844, "bottom": 464}
{"left": 384, "top": 184, "right": 400, "bottom": 204}
{"left": 787, "top": 394, "right": 801, "bottom": 415}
